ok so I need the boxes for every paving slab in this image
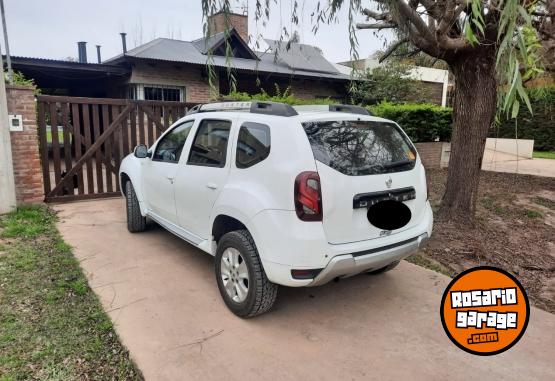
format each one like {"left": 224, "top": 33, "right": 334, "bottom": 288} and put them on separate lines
{"left": 54, "top": 198, "right": 555, "bottom": 381}
{"left": 482, "top": 149, "right": 555, "bottom": 177}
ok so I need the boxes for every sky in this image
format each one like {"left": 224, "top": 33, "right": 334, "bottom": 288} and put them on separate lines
{"left": 3, "top": 0, "right": 391, "bottom": 64}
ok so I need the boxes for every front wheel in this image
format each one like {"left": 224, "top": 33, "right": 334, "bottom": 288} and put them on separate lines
{"left": 215, "top": 230, "right": 278, "bottom": 318}
{"left": 125, "top": 181, "right": 146, "bottom": 233}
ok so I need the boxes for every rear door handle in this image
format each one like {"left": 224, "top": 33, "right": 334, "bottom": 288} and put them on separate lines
{"left": 166, "top": 176, "right": 174, "bottom": 184}
{"left": 206, "top": 183, "right": 218, "bottom": 190}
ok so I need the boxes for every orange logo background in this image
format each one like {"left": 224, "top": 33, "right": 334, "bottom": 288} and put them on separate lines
{"left": 440, "top": 266, "right": 529, "bottom": 355}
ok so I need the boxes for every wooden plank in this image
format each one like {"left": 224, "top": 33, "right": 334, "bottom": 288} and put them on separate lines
{"left": 71, "top": 103, "right": 85, "bottom": 195}
{"left": 147, "top": 105, "right": 154, "bottom": 146}
{"left": 37, "top": 101, "right": 51, "bottom": 196}
{"left": 46, "top": 104, "right": 132, "bottom": 198}
{"left": 92, "top": 104, "right": 104, "bottom": 193}
{"left": 49, "top": 102, "right": 62, "bottom": 189}
{"left": 37, "top": 95, "right": 128, "bottom": 106}
{"left": 82, "top": 104, "right": 94, "bottom": 194}
{"left": 130, "top": 105, "right": 137, "bottom": 149}
{"left": 138, "top": 102, "right": 164, "bottom": 133}
{"left": 121, "top": 106, "right": 130, "bottom": 157}
{"left": 102, "top": 104, "right": 113, "bottom": 192}
{"left": 61, "top": 102, "right": 72, "bottom": 189}
{"left": 45, "top": 191, "right": 121, "bottom": 203}
{"left": 163, "top": 105, "right": 170, "bottom": 130}
{"left": 110, "top": 105, "right": 121, "bottom": 192}
{"left": 138, "top": 105, "right": 145, "bottom": 145}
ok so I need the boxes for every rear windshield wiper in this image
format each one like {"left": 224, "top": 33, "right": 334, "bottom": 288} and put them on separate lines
{"left": 382, "top": 159, "right": 414, "bottom": 169}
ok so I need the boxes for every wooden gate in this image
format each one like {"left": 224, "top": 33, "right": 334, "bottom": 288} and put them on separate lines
{"left": 37, "top": 95, "right": 197, "bottom": 202}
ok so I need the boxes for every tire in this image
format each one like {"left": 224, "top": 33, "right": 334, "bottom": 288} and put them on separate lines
{"left": 367, "top": 260, "right": 400, "bottom": 275}
{"left": 125, "top": 181, "right": 146, "bottom": 233}
{"left": 215, "top": 230, "right": 278, "bottom": 318}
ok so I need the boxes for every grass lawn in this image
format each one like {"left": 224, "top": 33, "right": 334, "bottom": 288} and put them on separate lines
{"left": 0, "top": 206, "right": 142, "bottom": 380}
{"left": 533, "top": 151, "right": 555, "bottom": 159}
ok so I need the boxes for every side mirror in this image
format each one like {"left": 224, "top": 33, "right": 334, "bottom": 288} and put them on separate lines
{"left": 134, "top": 144, "right": 150, "bottom": 159}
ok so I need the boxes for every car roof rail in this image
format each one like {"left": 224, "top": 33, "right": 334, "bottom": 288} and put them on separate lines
{"left": 186, "top": 101, "right": 298, "bottom": 117}
{"left": 329, "top": 104, "right": 372, "bottom": 116}
{"left": 293, "top": 104, "right": 372, "bottom": 116}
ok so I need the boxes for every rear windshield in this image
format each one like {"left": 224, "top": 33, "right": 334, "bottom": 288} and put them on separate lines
{"left": 302, "top": 120, "right": 416, "bottom": 176}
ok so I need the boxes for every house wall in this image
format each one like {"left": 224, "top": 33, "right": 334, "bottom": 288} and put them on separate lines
{"left": 288, "top": 80, "right": 346, "bottom": 100}
{"left": 129, "top": 61, "right": 215, "bottom": 103}
{"left": 6, "top": 85, "right": 44, "bottom": 204}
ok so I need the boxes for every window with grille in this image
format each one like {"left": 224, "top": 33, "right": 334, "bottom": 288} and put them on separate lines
{"left": 127, "top": 84, "right": 185, "bottom": 101}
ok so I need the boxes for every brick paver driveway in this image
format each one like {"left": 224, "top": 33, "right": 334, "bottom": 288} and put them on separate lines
{"left": 54, "top": 198, "right": 555, "bottom": 380}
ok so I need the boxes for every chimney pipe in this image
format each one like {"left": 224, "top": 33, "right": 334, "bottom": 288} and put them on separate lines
{"left": 96, "top": 45, "right": 102, "bottom": 63}
{"left": 120, "top": 32, "right": 127, "bottom": 53}
{"left": 77, "top": 41, "right": 87, "bottom": 63}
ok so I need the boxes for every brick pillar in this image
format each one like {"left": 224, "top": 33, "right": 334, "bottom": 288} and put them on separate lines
{"left": 6, "top": 85, "right": 44, "bottom": 204}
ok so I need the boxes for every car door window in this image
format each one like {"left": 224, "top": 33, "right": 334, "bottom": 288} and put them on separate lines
{"left": 187, "top": 119, "right": 231, "bottom": 167}
{"left": 236, "top": 122, "right": 271, "bottom": 168}
{"left": 153, "top": 121, "right": 194, "bottom": 163}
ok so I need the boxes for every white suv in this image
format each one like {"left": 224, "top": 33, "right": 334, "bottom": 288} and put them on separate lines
{"left": 120, "top": 101, "right": 433, "bottom": 317}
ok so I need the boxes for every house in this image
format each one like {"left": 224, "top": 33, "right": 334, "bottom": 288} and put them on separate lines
{"left": 336, "top": 57, "right": 450, "bottom": 107}
{"left": 8, "top": 11, "right": 351, "bottom": 103}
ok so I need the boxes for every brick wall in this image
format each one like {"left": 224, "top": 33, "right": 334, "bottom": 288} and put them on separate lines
{"left": 208, "top": 12, "right": 248, "bottom": 42}
{"left": 6, "top": 85, "right": 44, "bottom": 204}
{"left": 130, "top": 61, "right": 215, "bottom": 103}
{"left": 415, "top": 142, "right": 444, "bottom": 169}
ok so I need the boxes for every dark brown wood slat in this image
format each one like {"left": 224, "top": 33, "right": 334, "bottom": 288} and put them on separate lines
{"left": 138, "top": 106, "right": 145, "bottom": 145}
{"left": 46, "top": 104, "right": 132, "bottom": 198}
{"left": 138, "top": 102, "right": 165, "bottom": 133}
{"left": 45, "top": 191, "right": 121, "bottom": 203}
{"left": 37, "top": 95, "right": 128, "bottom": 106}
{"left": 49, "top": 102, "right": 62, "bottom": 189}
{"left": 71, "top": 103, "right": 85, "bottom": 194}
{"left": 110, "top": 105, "right": 121, "bottom": 192}
{"left": 82, "top": 104, "right": 94, "bottom": 194}
{"left": 146, "top": 105, "right": 154, "bottom": 146}
{"left": 92, "top": 104, "right": 104, "bottom": 193}
{"left": 130, "top": 106, "right": 137, "bottom": 149}
{"left": 37, "top": 101, "right": 51, "bottom": 196}
{"left": 101, "top": 104, "right": 113, "bottom": 192}
{"left": 163, "top": 105, "right": 170, "bottom": 130}
{"left": 121, "top": 106, "right": 130, "bottom": 157}
{"left": 61, "top": 102, "right": 72, "bottom": 195}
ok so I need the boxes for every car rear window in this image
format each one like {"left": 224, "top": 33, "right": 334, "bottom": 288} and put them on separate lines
{"left": 302, "top": 120, "right": 416, "bottom": 176}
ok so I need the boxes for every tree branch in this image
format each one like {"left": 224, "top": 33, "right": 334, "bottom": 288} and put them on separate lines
{"left": 361, "top": 8, "right": 390, "bottom": 21}
{"left": 394, "top": 0, "right": 436, "bottom": 43}
{"left": 379, "top": 38, "right": 410, "bottom": 62}
{"left": 356, "top": 22, "right": 398, "bottom": 30}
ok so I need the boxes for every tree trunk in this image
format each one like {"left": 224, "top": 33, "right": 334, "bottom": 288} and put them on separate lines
{"left": 439, "top": 49, "right": 497, "bottom": 222}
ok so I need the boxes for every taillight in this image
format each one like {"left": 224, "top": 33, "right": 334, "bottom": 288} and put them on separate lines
{"left": 294, "top": 171, "right": 322, "bottom": 221}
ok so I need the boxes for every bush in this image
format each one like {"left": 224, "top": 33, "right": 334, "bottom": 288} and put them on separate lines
{"left": 491, "top": 87, "right": 555, "bottom": 151}
{"left": 369, "top": 102, "right": 453, "bottom": 142}
{"left": 224, "top": 86, "right": 336, "bottom": 105}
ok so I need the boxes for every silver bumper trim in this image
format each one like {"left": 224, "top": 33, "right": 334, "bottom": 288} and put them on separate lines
{"left": 309, "top": 233, "right": 429, "bottom": 286}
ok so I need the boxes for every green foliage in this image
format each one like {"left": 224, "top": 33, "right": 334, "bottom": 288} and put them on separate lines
{"left": 491, "top": 87, "right": 555, "bottom": 151}
{"left": 369, "top": 102, "right": 453, "bottom": 142}
{"left": 4, "top": 70, "right": 36, "bottom": 87}
{"left": 224, "top": 85, "right": 336, "bottom": 105}
{"left": 349, "top": 62, "right": 419, "bottom": 105}
{"left": 0, "top": 206, "right": 141, "bottom": 380}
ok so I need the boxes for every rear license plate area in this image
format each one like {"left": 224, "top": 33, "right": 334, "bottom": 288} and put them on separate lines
{"left": 353, "top": 187, "right": 416, "bottom": 209}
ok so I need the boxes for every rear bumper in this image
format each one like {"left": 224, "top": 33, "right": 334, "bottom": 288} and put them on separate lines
{"left": 249, "top": 202, "right": 433, "bottom": 287}
{"left": 309, "top": 232, "right": 429, "bottom": 286}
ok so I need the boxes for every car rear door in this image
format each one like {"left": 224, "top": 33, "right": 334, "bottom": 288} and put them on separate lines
{"left": 302, "top": 118, "right": 427, "bottom": 244}
{"left": 174, "top": 117, "right": 235, "bottom": 239}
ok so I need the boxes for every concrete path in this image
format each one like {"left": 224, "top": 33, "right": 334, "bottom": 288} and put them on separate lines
{"left": 54, "top": 198, "right": 555, "bottom": 381}
{"left": 482, "top": 149, "right": 555, "bottom": 177}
